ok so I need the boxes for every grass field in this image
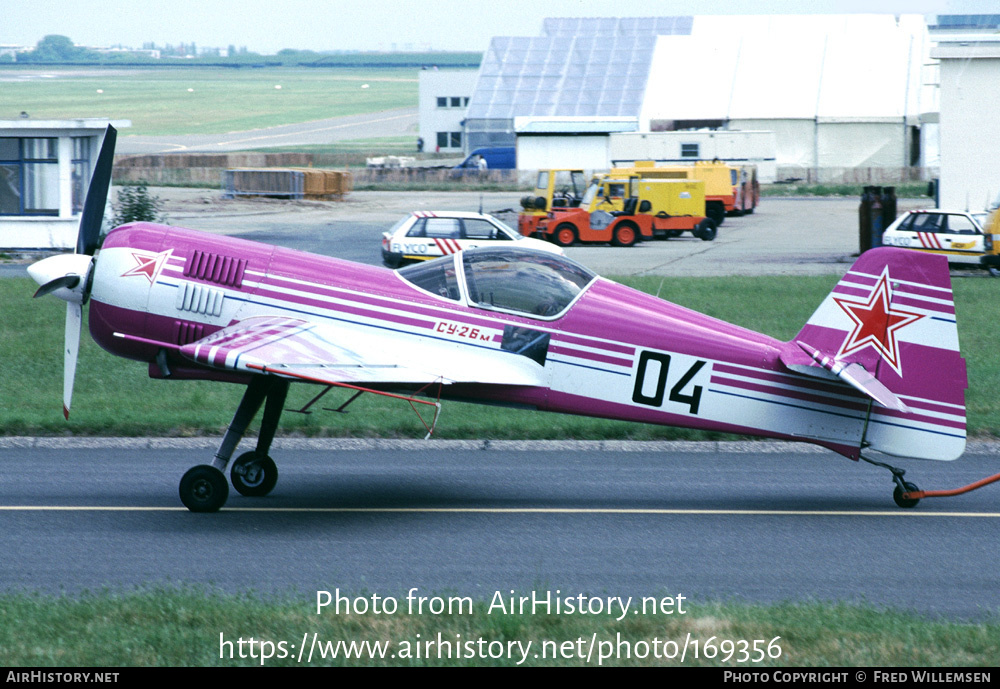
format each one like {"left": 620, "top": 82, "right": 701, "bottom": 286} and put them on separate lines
{"left": 1, "top": 274, "right": 997, "bottom": 439}
{"left": 1, "top": 588, "right": 996, "bottom": 666}
{"left": 1, "top": 66, "right": 417, "bottom": 136}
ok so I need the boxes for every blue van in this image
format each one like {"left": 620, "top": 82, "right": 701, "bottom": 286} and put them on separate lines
{"left": 453, "top": 147, "right": 516, "bottom": 170}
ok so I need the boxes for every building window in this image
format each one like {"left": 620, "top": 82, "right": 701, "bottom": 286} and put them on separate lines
{"left": 0, "top": 137, "right": 59, "bottom": 216}
{"left": 681, "top": 143, "right": 700, "bottom": 159}
{"left": 71, "top": 137, "right": 92, "bottom": 213}
{"left": 436, "top": 132, "right": 462, "bottom": 150}
{"left": 436, "top": 97, "right": 469, "bottom": 109}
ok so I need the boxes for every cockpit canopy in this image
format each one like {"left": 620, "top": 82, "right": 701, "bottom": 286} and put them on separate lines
{"left": 398, "top": 247, "right": 597, "bottom": 319}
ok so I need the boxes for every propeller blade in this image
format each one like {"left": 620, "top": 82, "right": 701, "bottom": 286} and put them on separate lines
{"left": 76, "top": 125, "right": 117, "bottom": 256}
{"left": 64, "top": 301, "right": 82, "bottom": 420}
{"left": 33, "top": 275, "right": 80, "bottom": 299}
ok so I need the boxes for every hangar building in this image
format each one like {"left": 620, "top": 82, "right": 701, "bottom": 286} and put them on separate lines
{"left": 930, "top": 23, "right": 1000, "bottom": 210}
{"left": 461, "top": 15, "right": 932, "bottom": 181}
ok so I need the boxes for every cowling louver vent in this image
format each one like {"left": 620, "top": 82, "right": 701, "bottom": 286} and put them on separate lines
{"left": 174, "top": 321, "right": 206, "bottom": 345}
{"left": 175, "top": 282, "right": 225, "bottom": 317}
{"left": 184, "top": 250, "right": 247, "bottom": 288}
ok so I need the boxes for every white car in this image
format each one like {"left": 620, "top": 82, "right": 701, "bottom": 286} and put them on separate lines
{"left": 881, "top": 209, "right": 996, "bottom": 267}
{"left": 381, "top": 211, "right": 563, "bottom": 268}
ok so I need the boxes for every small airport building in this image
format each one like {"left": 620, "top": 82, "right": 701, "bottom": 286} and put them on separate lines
{"left": 418, "top": 69, "right": 478, "bottom": 154}
{"left": 0, "top": 119, "right": 127, "bottom": 251}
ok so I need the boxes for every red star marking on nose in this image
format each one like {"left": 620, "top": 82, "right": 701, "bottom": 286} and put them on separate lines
{"left": 121, "top": 249, "right": 172, "bottom": 283}
{"left": 833, "top": 269, "right": 923, "bottom": 376}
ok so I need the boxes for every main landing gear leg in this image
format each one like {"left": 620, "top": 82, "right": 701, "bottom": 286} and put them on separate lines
{"left": 179, "top": 376, "right": 289, "bottom": 512}
{"left": 230, "top": 378, "right": 288, "bottom": 499}
{"left": 861, "top": 455, "right": 920, "bottom": 508}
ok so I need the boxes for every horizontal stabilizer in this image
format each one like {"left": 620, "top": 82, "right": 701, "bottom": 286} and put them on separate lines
{"left": 792, "top": 341, "right": 909, "bottom": 412}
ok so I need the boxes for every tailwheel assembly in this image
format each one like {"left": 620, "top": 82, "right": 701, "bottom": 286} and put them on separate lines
{"left": 862, "top": 455, "right": 921, "bottom": 509}
{"left": 863, "top": 454, "right": 1000, "bottom": 508}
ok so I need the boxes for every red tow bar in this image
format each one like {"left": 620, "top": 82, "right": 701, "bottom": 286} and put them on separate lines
{"left": 904, "top": 471, "right": 1000, "bottom": 501}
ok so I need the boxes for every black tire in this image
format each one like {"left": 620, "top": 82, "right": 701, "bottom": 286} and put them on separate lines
{"left": 553, "top": 223, "right": 577, "bottom": 247}
{"left": 706, "top": 201, "right": 725, "bottom": 227}
{"left": 611, "top": 222, "right": 639, "bottom": 247}
{"left": 179, "top": 465, "right": 229, "bottom": 513}
{"left": 695, "top": 219, "right": 718, "bottom": 241}
{"left": 230, "top": 451, "right": 278, "bottom": 497}
{"left": 892, "top": 481, "right": 920, "bottom": 509}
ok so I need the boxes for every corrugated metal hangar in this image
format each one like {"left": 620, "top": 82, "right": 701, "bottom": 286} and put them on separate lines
{"left": 459, "top": 15, "right": 935, "bottom": 183}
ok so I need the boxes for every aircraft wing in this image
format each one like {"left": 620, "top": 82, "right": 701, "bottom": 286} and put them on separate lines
{"left": 176, "top": 315, "right": 544, "bottom": 388}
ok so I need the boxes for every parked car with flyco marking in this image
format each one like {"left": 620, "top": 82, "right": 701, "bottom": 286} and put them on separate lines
{"left": 881, "top": 209, "right": 999, "bottom": 272}
{"left": 381, "top": 211, "right": 563, "bottom": 268}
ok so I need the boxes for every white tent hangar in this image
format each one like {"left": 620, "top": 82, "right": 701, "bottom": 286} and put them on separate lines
{"left": 468, "top": 15, "right": 932, "bottom": 181}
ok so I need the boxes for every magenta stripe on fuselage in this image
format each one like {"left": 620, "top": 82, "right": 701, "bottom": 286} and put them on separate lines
{"left": 713, "top": 362, "right": 856, "bottom": 398}
{"left": 710, "top": 374, "right": 869, "bottom": 414}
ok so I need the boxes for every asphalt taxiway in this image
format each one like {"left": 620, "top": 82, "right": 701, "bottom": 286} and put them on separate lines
{"left": 2, "top": 440, "right": 997, "bottom": 619}
{"left": 4, "top": 191, "right": 995, "bottom": 621}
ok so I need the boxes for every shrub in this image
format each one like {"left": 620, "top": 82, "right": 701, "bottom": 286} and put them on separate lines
{"left": 112, "top": 182, "right": 166, "bottom": 225}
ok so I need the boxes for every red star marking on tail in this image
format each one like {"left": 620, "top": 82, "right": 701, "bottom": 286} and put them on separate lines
{"left": 833, "top": 268, "right": 923, "bottom": 376}
{"left": 121, "top": 249, "right": 172, "bottom": 284}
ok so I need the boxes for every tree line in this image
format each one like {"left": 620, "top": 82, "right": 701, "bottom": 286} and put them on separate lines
{"left": 3, "top": 35, "right": 480, "bottom": 68}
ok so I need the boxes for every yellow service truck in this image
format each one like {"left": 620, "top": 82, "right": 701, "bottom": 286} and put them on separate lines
{"left": 613, "top": 160, "right": 759, "bottom": 226}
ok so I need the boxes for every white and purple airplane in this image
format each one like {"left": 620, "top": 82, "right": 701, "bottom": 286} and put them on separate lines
{"left": 29, "top": 127, "right": 973, "bottom": 512}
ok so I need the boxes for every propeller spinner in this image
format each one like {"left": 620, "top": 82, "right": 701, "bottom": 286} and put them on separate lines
{"left": 27, "top": 124, "right": 117, "bottom": 419}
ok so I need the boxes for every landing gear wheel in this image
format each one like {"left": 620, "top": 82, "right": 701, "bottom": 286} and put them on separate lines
{"left": 179, "top": 465, "right": 229, "bottom": 513}
{"left": 230, "top": 451, "right": 278, "bottom": 497}
{"left": 893, "top": 481, "right": 920, "bottom": 509}
{"left": 553, "top": 223, "right": 577, "bottom": 247}
{"left": 612, "top": 223, "right": 638, "bottom": 247}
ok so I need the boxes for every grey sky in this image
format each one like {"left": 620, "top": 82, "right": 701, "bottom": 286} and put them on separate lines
{"left": 2, "top": 0, "right": 995, "bottom": 54}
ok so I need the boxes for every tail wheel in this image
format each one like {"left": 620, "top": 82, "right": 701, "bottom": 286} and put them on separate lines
{"left": 553, "top": 223, "right": 577, "bottom": 247}
{"left": 612, "top": 223, "right": 638, "bottom": 247}
{"left": 893, "top": 481, "right": 920, "bottom": 509}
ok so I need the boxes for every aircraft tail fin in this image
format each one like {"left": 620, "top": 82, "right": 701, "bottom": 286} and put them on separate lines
{"left": 780, "top": 248, "right": 967, "bottom": 460}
